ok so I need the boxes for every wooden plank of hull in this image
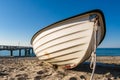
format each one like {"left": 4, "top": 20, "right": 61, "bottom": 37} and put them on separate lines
{"left": 34, "top": 22, "right": 91, "bottom": 50}
{"left": 31, "top": 10, "right": 106, "bottom": 69}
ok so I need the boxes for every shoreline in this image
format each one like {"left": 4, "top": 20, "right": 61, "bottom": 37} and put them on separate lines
{"left": 0, "top": 56, "right": 120, "bottom": 80}
{"left": 0, "top": 56, "right": 120, "bottom": 64}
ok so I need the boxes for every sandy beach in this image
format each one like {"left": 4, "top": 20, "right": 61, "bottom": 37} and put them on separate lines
{"left": 0, "top": 56, "right": 120, "bottom": 80}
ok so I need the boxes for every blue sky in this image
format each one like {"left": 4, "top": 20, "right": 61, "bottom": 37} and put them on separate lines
{"left": 0, "top": 0, "right": 120, "bottom": 48}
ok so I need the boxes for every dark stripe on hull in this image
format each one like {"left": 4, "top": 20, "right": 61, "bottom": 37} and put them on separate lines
{"left": 39, "top": 50, "right": 81, "bottom": 61}
{"left": 36, "top": 43, "right": 86, "bottom": 55}
{"left": 52, "top": 63, "right": 73, "bottom": 66}
{"left": 33, "top": 22, "right": 86, "bottom": 45}
{"left": 48, "top": 57, "right": 78, "bottom": 63}
{"left": 35, "top": 36, "right": 86, "bottom": 53}
{"left": 37, "top": 43, "right": 85, "bottom": 57}
{"left": 34, "top": 29, "right": 88, "bottom": 51}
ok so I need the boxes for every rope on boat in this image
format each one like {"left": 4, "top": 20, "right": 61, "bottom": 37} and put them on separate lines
{"left": 90, "top": 52, "right": 96, "bottom": 80}
{"left": 90, "top": 17, "right": 98, "bottom": 80}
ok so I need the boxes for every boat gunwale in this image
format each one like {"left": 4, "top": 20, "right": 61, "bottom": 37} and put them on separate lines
{"left": 31, "top": 9, "right": 106, "bottom": 45}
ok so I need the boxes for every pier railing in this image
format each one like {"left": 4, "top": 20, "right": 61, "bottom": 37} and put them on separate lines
{"left": 0, "top": 45, "right": 33, "bottom": 57}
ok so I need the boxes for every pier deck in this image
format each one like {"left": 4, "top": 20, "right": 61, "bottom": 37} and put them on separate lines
{"left": 0, "top": 45, "right": 33, "bottom": 57}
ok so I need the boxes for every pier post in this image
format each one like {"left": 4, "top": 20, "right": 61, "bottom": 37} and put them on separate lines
{"left": 25, "top": 49, "right": 27, "bottom": 56}
{"left": 31, "top": 49, "right": 34, "bottom": 56}
{"left": 31, "top": 49, "right": 33, "bottom": 54}
{"left": 25, "top": 49, "right": 30, "bottom": 57}
{"left": 28, "top": 49, "right": 30, "bottom": 56}
{"left": 10, "top": 50, "right": 13, "bottom": 56}
{"left": 19, "top": 49, "right": 21, "bottom": 57}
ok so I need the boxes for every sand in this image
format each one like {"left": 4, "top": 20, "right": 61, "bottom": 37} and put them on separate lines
{"left": 0, "top": 56, "right": 120, "bottom": 80}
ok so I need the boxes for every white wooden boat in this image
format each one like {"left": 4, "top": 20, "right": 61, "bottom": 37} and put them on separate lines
{"left": 31, "top": 10, "right": 106, "bottom": 69}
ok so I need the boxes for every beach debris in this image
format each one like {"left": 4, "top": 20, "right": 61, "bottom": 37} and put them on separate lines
{"left": 105, "top": 72, "right": 112, "bottom": 77}
{"left": 0, "top": 71, "right": 9, "bottom": 76}
{"left": 34, "top": 75, "right": 41, "bottom": 80}
{"left": 19, "top": 67, "right": 26, "bottom": 71}
{"left": 15, "top": 73, "right": 28, "bottom": 78}
{"left": 9, "top": 78, "right": 15, "bottom": 80}
{"left": 15, "top": 73, "right": 28, "bottom": 80}
{"left": 16, "top": 77, "right": 27, "bottom": 80}
{"left": 35, "top": 66, "right": 54, "bottom": 79}
{"left": 63, "top": 73, "right": 80, "bottom": 80}
{"left": 80, "top": 75, "right": 86, "bottom": 80}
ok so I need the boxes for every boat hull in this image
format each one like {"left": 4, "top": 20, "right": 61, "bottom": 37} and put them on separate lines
{"left": 31, "top": 10, "right": 106, "bottom": 69}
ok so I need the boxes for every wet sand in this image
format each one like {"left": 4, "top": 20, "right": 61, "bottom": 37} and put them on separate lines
{"left": 0, "top": 56, "right": 120, "bottom": 80}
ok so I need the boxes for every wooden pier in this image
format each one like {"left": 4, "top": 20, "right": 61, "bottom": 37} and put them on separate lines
{"left": 0, "top": 45, "right": 33, "bottom": 57}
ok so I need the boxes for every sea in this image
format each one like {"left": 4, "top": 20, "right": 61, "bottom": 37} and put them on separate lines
{"left": 0, "top": 48, "right": 120, "bottom": 57}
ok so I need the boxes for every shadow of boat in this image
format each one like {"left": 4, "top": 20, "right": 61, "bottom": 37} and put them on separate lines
{"left": 71, "top": 62, "right": 120, "bottom": 78}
